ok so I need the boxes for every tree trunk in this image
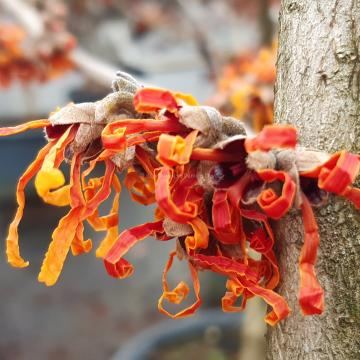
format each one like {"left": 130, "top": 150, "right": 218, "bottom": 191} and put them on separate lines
{"left": 267, "top": 1, "right": 360, "bottom": 359}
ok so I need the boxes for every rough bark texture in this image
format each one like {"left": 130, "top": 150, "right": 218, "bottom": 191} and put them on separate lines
{"left": 266, "top": 1, "right": 360, "bottom": 359}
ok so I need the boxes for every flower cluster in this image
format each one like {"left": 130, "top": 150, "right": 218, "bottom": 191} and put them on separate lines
{"left": 208, "top": 42, "right": 276, "bottom": 132}
{"left": 1, "top": 73, "right": 360, "bottom": 325}
{"left": 0, "top": 21, "right": 75, "bottom": 87}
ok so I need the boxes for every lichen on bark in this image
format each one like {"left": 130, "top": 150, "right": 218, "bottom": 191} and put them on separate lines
{"left": 266, "top": 0, "right": 360, "bottom": 359}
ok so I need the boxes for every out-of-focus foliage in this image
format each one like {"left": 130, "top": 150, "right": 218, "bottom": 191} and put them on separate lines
{"left": 0, "top": 1, "right": 75, "bottom": 87}
{"left": 208, "top": 42, "right": 276, "bottom": 133}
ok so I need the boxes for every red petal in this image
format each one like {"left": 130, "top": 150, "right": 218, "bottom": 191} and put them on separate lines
{"left": 155, "top": 167, "right": 198, "bottom": 223}
{"left": 135, "top": 146, "right": 160, "bottom": 176}
{"left": 101, "top": 118, "right": 188, "bottom": 152}
{"left": 240, "top": 209, "right": 279, "bottom": 290}
{"left": 298, "top": 194, "right": 324, "bottom": 315}
{"left": 105, "top": 258, "right": 134, "bottom": 279}
{"left": 191, "top": 254, "right": 259, "bottom": 283}
{"left": 158, "top": 251, "right": 202, "bottom": 318}
{"left": 212, "top": 189, "right": 244, "bottom": 245}
{"left": 124, "top": 168, "right": 155, "bottom": 205}
{"left": 38, "top": 154, "right": 84, "bottom": 286}
{"left": 318, "top": 151, "right": 360, "bottom": 194}
{"left": 134, "top": 88, "right": 179, "bottom": 113}
{"left": 185, "top": 217, "right": 209, "bottom": 252}
{"left": 227, "top": 171, "right": 257, "bottom": 208}
{"left": 342, "top": 187, "right": 360, "bottom": 208}
{"left": 244, "top": 125, "right": 297, "bottom": 153}
{"left": 256, "top": 169, "right": 296, "bottom": 219}
{"left": 191, "top": 148, "right": 242, "bottom": 163}
{"left": 6, "top": 141, "right": 54, "bottom": 268}
{"left": 237, "top": 276, "right": 291, "bottom": 326}
{"left": 0, "top": 119, "right": 50, "bottom": 136}
{"left": 71, "top": 223, "right": 92, "bottom": 256}
{"left": 157, "top": 130, "right": 198, "bottom": 167}
{"left": 104, "top": 220, "right": 164, "bottom": 268}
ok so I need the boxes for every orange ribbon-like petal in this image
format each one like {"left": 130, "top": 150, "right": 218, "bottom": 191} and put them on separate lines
{"left": 155, "top": 166, "right": 199, "bottom": 223}
{"left": 191, "top": 254, "right": 259, "bottom": 283}
{"left": 257, "top": 169, "right": 296, "bottom": 219}
{"left": 135, "top": 146, "right": 160, "bottom": 176}
{"left": 84, "top": 174, "right": 122, "bottom": 258}
{"left": 0, "top": 119, "right": 50, "bottom": 137}
{"left": 229, "top": 276, "right": 291, "bottom": 326}
{"left": 212, "top": 189, "right": 244, "bottom": 245}
{"left": 124, "top": 168, "right": 155, "bottom": 205}
{"left": 38, "top": 157, "right": 116, "bottom": 285}
{"left": 222, "top": 280, "right": 249, "bottom": 313}
{"left": 134, "top": 88, "right": 179, "bottom": 113}
{"left": 301, "top": 151, "right": 360, "bottom": 208}
{"left": 318, "top": 151, "right": 360, "bottom": 193}
{"left": 38, "top": 154, "right": 84, "bottom": 286}
{"left": 157, "top": 130, "right": 198, "bottom": 167}
{"left": 34, "top": 126, "right": 76, "bottom": 206}
{"left": 104, "top": 220, "right": 164, "bottom": 277}
{"left": 245, "top": 124, "right": 297, "bottom": 153}
{"left": 71, "top": 222, "right": 92, "bottom": 256}
{"left": 185, "top": 217, "right": 209, "bottom": 252}
{"left": 101, "top": 118, "right": 188, "bottom": 152}
{"left": 173, "top": 92, "right": 199, "bottom": 106}
{"left": 74, "top": 160, "right": 116, "bottom": 254}
{"left": 6, "top": 141, "right": 54, "bottom": 268}
{"left": 158, "top": 251, "right": 202, "bottom": 318}
{"left": 104, "top": 258, "right": 134, "bottom": 279}
{"left": 240, "top": 209, "right": 279, "bottom": 290}
{"left": 299, "top": 194, "right": 324, "bottom": 315}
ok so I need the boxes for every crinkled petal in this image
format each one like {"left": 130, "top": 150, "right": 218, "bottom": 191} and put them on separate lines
{"left": 236, "top": 276, "right": 291, "bottom": 326}
{"left": 299, "top": 194, "right": 324, "bottom": 315}
{"left": 240, "top": 209, "right": 279, "bottom": 290}
{"left": 157, "top": 130, "right": 198, "bottom": 167}
{"left": 191, "top": 254, "right": 259, "bottom": 283}
{"left": 104, "top": 220, "right": 164, "bottom": 271}
{"left": 71, "top": 222, "right": 92, "bottom": 256}
{"left": 38, "top": 154, "right": 84, "bottom": 286}
{"left": 256, "top": 169, "right": 296, "bottom": 219}
{"left": 155, "top": 167, "right": 198, "bottom": 223}
{"left": 185, "top": 217, "right": 209, "bottom": 252}
{"left": 222, "top": 279, "right": 250, "bottom": 312}
{"left": 0, "top": 119, "right": 50, "bottom": 136}
{"left": 158, "top": 251, "right": 202, "bottom": 318}
{"left": 95, "top": 175, "right": 122, "bottom": 258}
{"left": 318, "top": 151, "right": 360, "bottom": 194}
{"left": 105, "top": 258, "right": 134, "bottom": 279}
{"left": 6, "top": 141, "right": 54, "bottom": 268}
{"left": 124, "top": 168, "right": 155, "bottom": 205}
{"left": 134, "top": 88, "right": 179, "bottom": 113}
{"left": 135, "top": 146, "right": 160, "bottom": 176}
{"left": 301, "top": 150, "right": 360, "bottom": 208}
{"left": 245, "top": 125, "right": 297, "bottom": 153}
{"left": 212, "top": 189, "right": 244, "bottom": 245}
{"left": 35, "top": 126, "right": 76, "bottom": 206}
{"left": 101, "top": 118, "right": 187, "bottom": 152}
{"left": 191, "top": 148, "right": 241, "bottom": 162}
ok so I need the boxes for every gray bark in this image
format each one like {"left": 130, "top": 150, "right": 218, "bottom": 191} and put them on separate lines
{"left": 266, "top": 1, "right": 360, "bottom": 359}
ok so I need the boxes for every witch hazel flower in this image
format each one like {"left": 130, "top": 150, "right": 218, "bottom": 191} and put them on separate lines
{"left": 1, "top": 73, "right": 360, "bottom": 325}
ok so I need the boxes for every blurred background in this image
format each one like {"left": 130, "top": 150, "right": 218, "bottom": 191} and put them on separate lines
{"left": 0, "top": 1, "right": 279, "bottom": 359}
